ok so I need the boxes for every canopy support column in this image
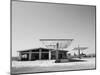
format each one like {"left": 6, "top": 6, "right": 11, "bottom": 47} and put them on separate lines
{"left": 39, "top": 49, "right": 41, "bottom": 60}
{"left": 49, "top": 50, "right": 51, "bottom": 60}
{"left": 19, "top": 52, "right": 22, "bottom": 61}
{"left": 29, "top": 51, "right": 32, "bottom": 61}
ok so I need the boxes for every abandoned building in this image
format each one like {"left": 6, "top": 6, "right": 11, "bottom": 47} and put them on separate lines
{"left": 18, "top": 48, "right": 68, "bottom": 61}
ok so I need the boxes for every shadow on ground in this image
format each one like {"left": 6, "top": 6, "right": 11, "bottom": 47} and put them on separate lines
{"left": 55, "top": 58, "right": 86, "bottom": 63}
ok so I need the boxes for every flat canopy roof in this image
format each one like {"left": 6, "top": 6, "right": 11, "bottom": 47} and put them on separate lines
{"left": 17, "top": 47, "right": 68, "bottom": 52}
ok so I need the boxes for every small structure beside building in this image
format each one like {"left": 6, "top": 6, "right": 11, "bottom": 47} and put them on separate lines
{"left": 18, "top": 48, "right": 68, "bottom": 61}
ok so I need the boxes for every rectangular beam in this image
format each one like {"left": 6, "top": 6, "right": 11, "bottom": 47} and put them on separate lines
{"left": 21, "top": 52, "right": 49, "bottom": 53}
{"left": 40, "top": 39, "right": 74, "bottom": 41}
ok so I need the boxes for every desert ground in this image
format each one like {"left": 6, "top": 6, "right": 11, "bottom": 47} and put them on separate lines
{"left": 11, "top": 58, "right": 96, "bottom": 74}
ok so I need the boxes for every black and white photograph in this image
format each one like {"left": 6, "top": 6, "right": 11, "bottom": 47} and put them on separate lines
{"left": 11, "top": 0, "right": 96, "bottom": 74}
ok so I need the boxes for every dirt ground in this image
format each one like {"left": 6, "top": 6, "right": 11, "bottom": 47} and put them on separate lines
{"left": 11, "top": 58, "right": 96, "bottom": 74}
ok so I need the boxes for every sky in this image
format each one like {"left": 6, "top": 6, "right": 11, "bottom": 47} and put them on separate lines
{"left": 12, "top": 1, "right": 96, "bottom": 56}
